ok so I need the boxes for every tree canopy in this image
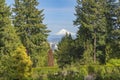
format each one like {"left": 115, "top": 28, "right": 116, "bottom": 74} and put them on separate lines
{"left": 13, "top": 0, "right": 50, "bottom": 67}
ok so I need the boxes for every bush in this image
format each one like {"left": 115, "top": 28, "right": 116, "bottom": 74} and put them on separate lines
{"left": 95, "top": 65, "right": 120, "bottom": 80}
{"left": 47, "top": 70, "right": 82, "bottom": 80}
{"left": 47, "top": 65, "right": 88, "bottom": 80}
{"left": 32, "top": 67, "right": 59, "bottom": 80}
{"left": 31, "top": 64, "right": 120, "bottom": 80}
{"left": 107, "top": 59, "right": 120, "bottom": 66}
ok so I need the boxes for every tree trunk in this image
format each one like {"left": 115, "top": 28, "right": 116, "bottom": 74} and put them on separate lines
{"left": 93, "top": 32, "right": 96, "bottom": 63}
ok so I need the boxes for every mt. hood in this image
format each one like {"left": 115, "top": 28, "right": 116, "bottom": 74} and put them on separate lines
{"left": 56, "top": 29, "right": 75, "bottom": 35}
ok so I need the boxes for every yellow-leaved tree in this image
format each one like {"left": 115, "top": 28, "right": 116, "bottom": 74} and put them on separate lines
{"left": 0, "top": 45, "right": 32, "bottom": 80}
{"left": 10, "top": 45, "right": 32, "bottom": 80}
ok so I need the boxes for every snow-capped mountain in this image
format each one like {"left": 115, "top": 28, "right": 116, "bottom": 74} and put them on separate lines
{"left": 56, "top": 29, "right": 75, "bottom": 35}
{"left": 48, "top": 29, "right": 76, "bottom": 43}
{"left": 47, "top": 29, "right": 76, "bottom": 50}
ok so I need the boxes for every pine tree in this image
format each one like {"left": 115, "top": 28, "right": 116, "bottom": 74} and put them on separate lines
{"left": 12, "top": 0, "right": 50, "bottom": 67}
{"left": 0, "top": 0, "right": 32, "bottom": 79}
{"left": 110, "top": 0, "right": 120, "bottom": 58}
{"left": 55, "top": 34, "right": 74, "bottom": 68}
{"left": 74, "top": 0, "right": 108, "bottom": 64}
{"left": 106, "top": 0, "right": 120, "bottom": 59}
{"left": 0, "top": 0, "right": 21, "bottom": 56}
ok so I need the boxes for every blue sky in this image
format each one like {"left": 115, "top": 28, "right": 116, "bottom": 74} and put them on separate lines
{"left": 6, "top": 0, "right": 78, "bottom": 35}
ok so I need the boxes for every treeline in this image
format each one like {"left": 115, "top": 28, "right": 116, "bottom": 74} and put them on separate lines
{"left": 0, "top": 0, "right": 120, "bottom": 80}
{"left": 55, "top": 0, "right": 120, "bottom": 79}
{"left": 56, "top": 0, "right": 120, "bottom": 67}
{"left": 0, "top": 0, "right": 49, "bottom": 79}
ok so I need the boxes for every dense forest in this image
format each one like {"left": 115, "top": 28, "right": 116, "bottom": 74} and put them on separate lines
{"left": 0, "top": 0, "right": 120, "bottom": 80}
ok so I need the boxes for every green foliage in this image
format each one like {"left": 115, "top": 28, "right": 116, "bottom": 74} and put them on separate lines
{"left": 78, "top": 66, "right": 88, "bottom": 80}
{"left": 95, "top": 65, "right": 120, "bottom": 80}
{"left": 80, "top": 44, "right": 94, "bottom": 64}
{"left": 46, "top": 65, "right": 120, "bottom": 80}
{"left": 0, "top": 1, "right": 32, "bottom": 79}
{"left": 0, "top": 46, "right": 32, "bottom": 80}
{"left": 10, "top": 46, "right": 32, "bottom": 79}
{"left": 55, "top": 34, "right": 75, "bottom": 68}
{"left": 74, "top": 0, "right": 108, "bottom": 64}
{"left": 13, "top": 0, "right": 50, "bottom": 67}
{"left": 107, "top": 59, "right": 120, "bottom": 66}
{"left": 32, "top": 67, "right": 59, "bottom": 80}
{"left": 47, "top": 70, "right": 82, "bottom": 80}
{"left": 0, "top": 0, "right": 120, "bottom": 79}
{"left": 0, "top": 0, "right": 21, "bottom": 55}
{"left": 106, "top": 0, "right": 120, "bottom": 59}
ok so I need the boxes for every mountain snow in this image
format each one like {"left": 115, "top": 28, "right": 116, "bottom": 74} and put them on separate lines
{"left": 56, "top": 29, "right": 75, "bottom": 35}
{"left": 48, "top": 29, "right": 76, "bottom": 50}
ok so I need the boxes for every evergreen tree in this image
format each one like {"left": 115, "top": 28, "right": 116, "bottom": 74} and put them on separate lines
{"left": 55, "top": 34, "right": 74, "bottom": 68}
{"left": 0, "top": 0, "right": 32, "bottom": 79}
{"left": 106, "top": 0, "right": 120, "bottom": 59}
{"left": 0, "top": 0, "right": 21, "bottom": 56}
{"left": 74, "top": 0, "right": 108, "bottom": 64}
{"left": 111, "top": 0, "right": 120, "bottom": 58}
{"left": 12, "top": 0, "right": 50, "bottom": 67}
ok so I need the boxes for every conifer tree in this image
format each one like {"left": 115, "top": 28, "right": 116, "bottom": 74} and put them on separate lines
{"left": 0, "top": 0, "right": 21, "bottom": 56}
{"left": 74, "top": 0, "right": 108, "bottom": 64}
{"left": 55, "top": 34, "right": 74, "bottom": 68}
{"left": 110, "top": 0, "right": 120, "bottom": 58}
{"left": 106, "top": 0, "right": 120, "bottom": 59}
{"left": 12, "top": 0, "right": 50, "bottom": 67}
{"left": 0, "top": 0, "right": 32, "bottom": 79}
